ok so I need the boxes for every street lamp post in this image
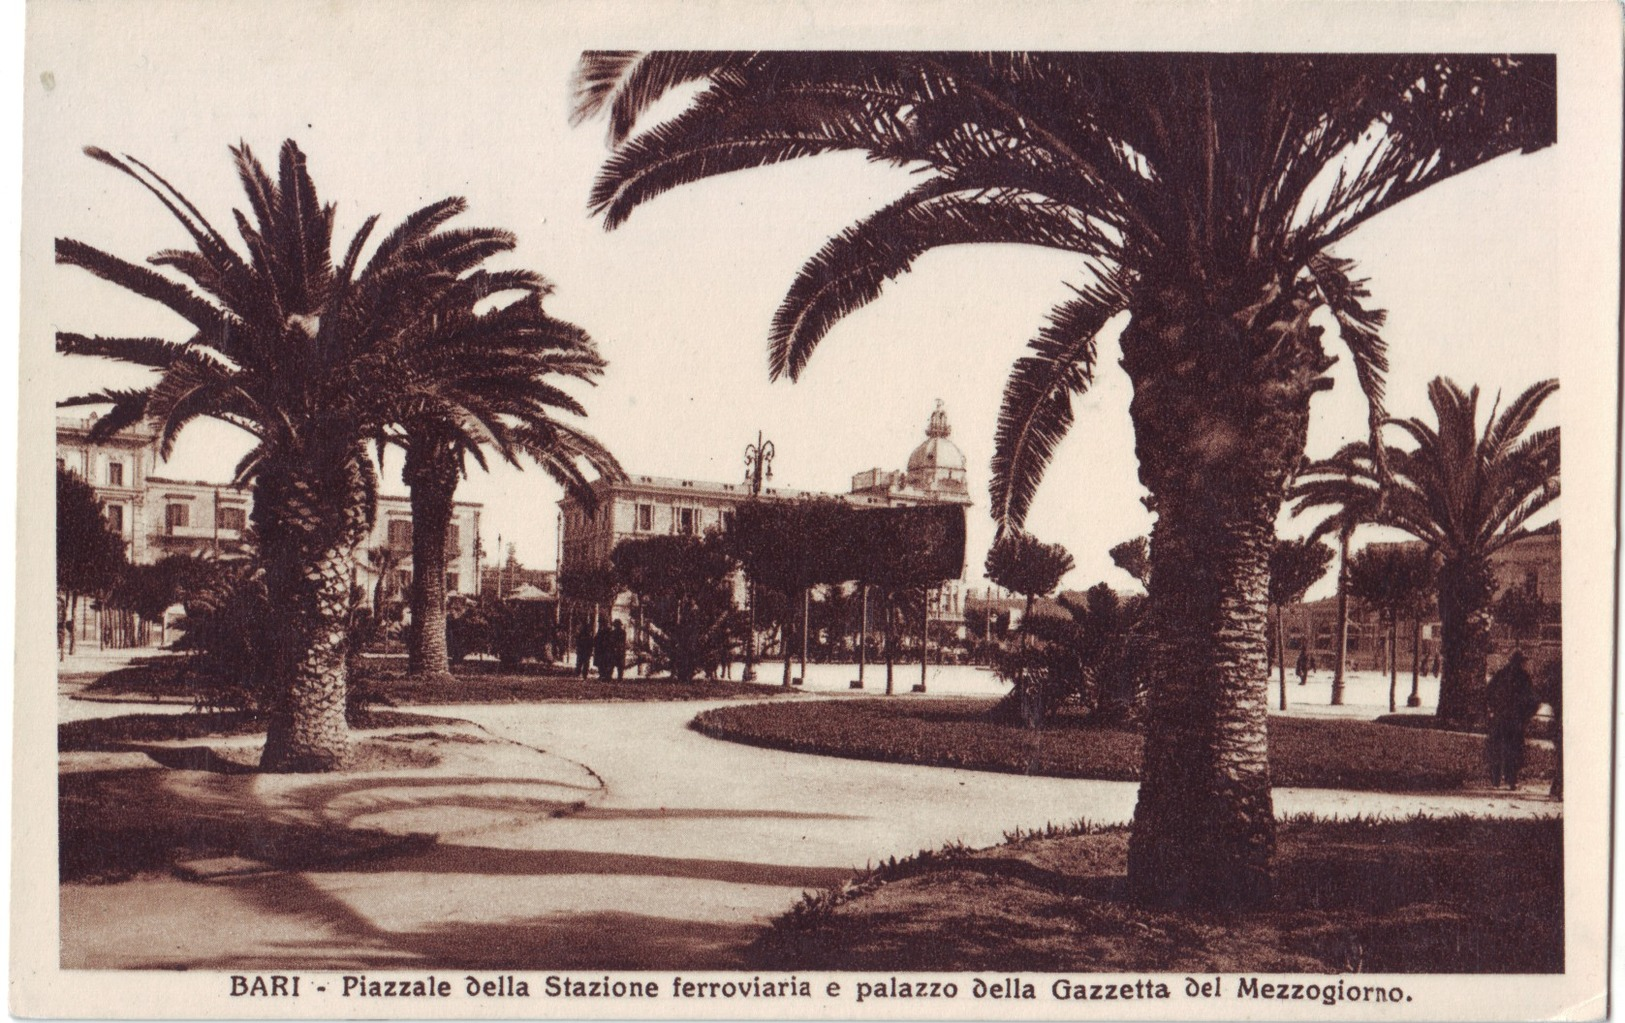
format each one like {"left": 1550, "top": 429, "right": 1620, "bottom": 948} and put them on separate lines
{"left": 741, "top": 431, "right": 774, "bottom": 682}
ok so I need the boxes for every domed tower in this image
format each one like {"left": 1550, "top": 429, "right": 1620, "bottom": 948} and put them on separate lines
{"left": 905, "top": 400, "right": 970, "bottom": 499}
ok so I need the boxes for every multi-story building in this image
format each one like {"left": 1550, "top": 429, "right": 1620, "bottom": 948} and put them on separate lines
{"left": 57, "top": 413, "right": 483, "bottom": 645}
{"left": 558, "top": 401, "right": 975, "bottom": 637}
{"left": 1281, "top": 523, "right": 1561, "bottom": 674}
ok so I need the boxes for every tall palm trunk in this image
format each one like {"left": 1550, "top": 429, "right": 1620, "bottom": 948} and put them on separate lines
{"left": 1121, "top": 282, "right": 1324, "bottom": 910}
{"left": 404, "top": 444, "right": 458, "bottom": 679}
{"left": 1436, "top": 556, "right": 1495, "bottom": 725}
{"left": 257, "top": 448, "right": 373, "bottom": 773}
{"left": 1330, "top": 525, "right": 1352, "bottom": 705}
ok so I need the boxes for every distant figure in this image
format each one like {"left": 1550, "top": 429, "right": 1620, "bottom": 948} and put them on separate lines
{"left": 593, "top": 622, "right": 615, "bottom": 681}
{"left": 610, "top": 621, "right": 628, "bottom": 681}
{"left": 574, "top": 622, "right": 594, "bottom": 679}
{"left": 1295, "top": 647, "right": 1309, "bottom": 686}
{"left": 1486, "top": 651, "right": 1540, "bottom": 789}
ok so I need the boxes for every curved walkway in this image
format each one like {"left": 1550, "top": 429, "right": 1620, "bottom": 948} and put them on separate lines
{"left": 61, "top": 697, "right": 1560, "bottom": 971}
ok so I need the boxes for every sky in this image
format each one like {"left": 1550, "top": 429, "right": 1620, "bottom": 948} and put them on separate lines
{"left": 24, "top": 5, "right": 1566, "bottom": 601}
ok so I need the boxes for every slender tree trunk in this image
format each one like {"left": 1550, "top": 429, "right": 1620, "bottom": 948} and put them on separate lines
{"left": 857, "top": 584, "right": 868, "bottom": 686}
{"left": 799, "top": 587, "right": 810, "bottom": 683}
{"left": 1437, "top": 556, "right": 1496, "bottom": 726}
{"left": 919, "top": 587, "right": 929, "bottom": 692}
{"left": 1330, "top": 526, "right": 1351, "bottom": 705}
{"left": 884, "top": 591, "right": 895, "bottom": 695}
{"left": 1408, "top": 613, "right": 1423, "bottom": 707}
{"left": 1387, "top": 613, "right": 1398, "bottom": 713}
{"left": 1276, "top": 605, "right": 1287, "bottom": 711}
{"left": 257, "top": 447, "right": 373, "bottom": 772}
{"left": 782, "top": 611, "right": 793, "bottom": 687}
{"left": 405, "top": 445, "right": 458, "bottom": 680}
{"left": 1120, "top": 282, "right": 1326, "bottom": 910}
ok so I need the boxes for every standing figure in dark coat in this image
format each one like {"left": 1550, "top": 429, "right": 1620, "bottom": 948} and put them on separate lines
{"left": 1295, "top": 647, "right": 1310, "bottom": 686}
{"left": 593, "top": 621, "right": 615, "bottom": 681}
{"left": 610, "top": 620, "right": 628, "bottom": 681}
{"left": 1486, "top": 651, "right": 1540, "bottom": 789}
{"left": 575, "top": 621, "right": 594, "bottom": 679}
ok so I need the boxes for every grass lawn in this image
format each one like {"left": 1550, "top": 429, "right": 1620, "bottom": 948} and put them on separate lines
{"left": 79, "top": 656, "right": 791, "bottom": 706}
{"left": 754, "top": 815, "right": 1561, "bottom": 973}
{"left": 692, "top": 698, "right": 1554, "bottom": 791}
{"left": 58, "top": 708, "right": 448, "bottom": 752}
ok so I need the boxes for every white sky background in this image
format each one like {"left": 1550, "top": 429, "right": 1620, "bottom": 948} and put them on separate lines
{"left": 25, "top": 4, "right": 1563, "bottom": 599}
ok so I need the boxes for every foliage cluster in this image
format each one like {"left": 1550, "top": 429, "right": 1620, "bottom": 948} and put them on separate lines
{"left": 990, "top": 582, "right": 1146, "bottom": 726}
{"left": 612, "top": 533, "right": 741, "bottom": 682}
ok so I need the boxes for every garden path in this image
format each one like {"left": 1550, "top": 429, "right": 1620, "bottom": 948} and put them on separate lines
{"left": 61, "top": 696, "right": 1560, "bottom": 971}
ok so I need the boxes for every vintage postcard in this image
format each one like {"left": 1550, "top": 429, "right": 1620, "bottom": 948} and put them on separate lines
{"left": 13, "top": 0, "right": 1621, "bottom": 1018}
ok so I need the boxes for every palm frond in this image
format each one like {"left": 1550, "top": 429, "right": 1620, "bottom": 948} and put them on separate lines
{"left": 770, "top": 182, "right": 1109, "bottom": 381}
{"left": 990, "top": 273, "right": 1130, "bottom": 533}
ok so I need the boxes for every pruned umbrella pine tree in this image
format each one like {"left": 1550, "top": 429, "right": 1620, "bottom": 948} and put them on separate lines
{"left": 55, "top": 140, "right": 564, "bottom": 771}
{"left": 383, "top": 286, "right": 623, "bottom": 679}
{"left": 573, "top": 52, "right": 1556, "bottom": 908}
{"left": 1267, "top": 537, "right": 1335, "bottom": 709}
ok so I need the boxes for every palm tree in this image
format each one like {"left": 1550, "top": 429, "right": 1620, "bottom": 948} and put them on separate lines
{"left": 1338, "top": 378, "right": 1559, "bottom": 725}
{"left": 1267, "top": 537, "right": 1333, "bottom": 710}
{"left": 1288, "top": 444, "right": 1387, "bottom": 705}
{"left": 56, "top": 140, "right": 527, "bottom": 771}
{"left": 385, "top": 289, "right": 622, "bottom": 680}
{"left": 573, "top": 52, "right": 1555, "bottom": 908}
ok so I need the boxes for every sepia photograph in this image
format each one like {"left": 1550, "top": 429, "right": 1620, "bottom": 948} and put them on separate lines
{"left": 14, "top": 1, "right": 1620, "bottom": 1019}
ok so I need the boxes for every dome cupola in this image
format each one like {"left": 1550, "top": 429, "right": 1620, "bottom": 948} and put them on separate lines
{"left": 907, "top": 400, "right": 968, "bottom": 480}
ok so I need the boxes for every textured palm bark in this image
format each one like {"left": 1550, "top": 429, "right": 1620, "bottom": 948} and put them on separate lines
{"left": 1120, "top": 278, "right": 1325, "bottom": 910}
{"left": 405, "top": 445, "right": 458, "bottom": 680}
{"left": 1436, "top": 557, "right": 1495, "bottom": 726}
{"left": 257, "top": 448, "right": 372, "bottom": 772}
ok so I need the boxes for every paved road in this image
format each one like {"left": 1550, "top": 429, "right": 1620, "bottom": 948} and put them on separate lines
{"left": 61, "top": 697, "right": 1560, "bottom": 970}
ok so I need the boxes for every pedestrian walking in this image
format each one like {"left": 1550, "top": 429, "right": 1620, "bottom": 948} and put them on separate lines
{"left": 610, "top": 620, "right": 628, "bottom": 681}
{"left": 1295, "top": 647, "right": 1309, "bottom": 686}
{"left": 1486, "top": 651, "right": 1539, "bottom": 789}
{"left": 574, "top": 621, "right": 594, "bottom": 679}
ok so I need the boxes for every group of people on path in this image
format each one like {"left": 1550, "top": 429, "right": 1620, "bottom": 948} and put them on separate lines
{"left": 575, "top": 619, "right": 627, "bottom": 681}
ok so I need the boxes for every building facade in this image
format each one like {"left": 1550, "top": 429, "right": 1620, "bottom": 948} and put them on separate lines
{"left": 558, "top": 402, "right": 975, "bottom": 637}
{"left": 58, "top": 414, "right": 483, "bottom": 645}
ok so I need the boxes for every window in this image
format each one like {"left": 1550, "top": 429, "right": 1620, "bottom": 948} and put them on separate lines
{"left": 107, "top": 461, "right": 124, "bottom": 486}
{"left": 165, "top": 502, "right": 189, "bottom": 533}
{"left": 637, "top": 504, "right": 653, "bottom": 531}
{"left": 447, "top": 523, "right": 460, "bottom": 554}
{"left": 105, "top": 504, "right": 124, "bottom": 534}
{"left": 445, "top": 573, "right": 460, "bottom": 594}
{"left": 388, "top": 519, "right": 413, "bottom": 549}
{"left": 720, "top": 510, "right": 735, "bottom": 533}
{"left": 677, "top": 507, "right": 696, "bottom": 535}
{"left": 218, "top": 506, "right": 246, "bottom": 532}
